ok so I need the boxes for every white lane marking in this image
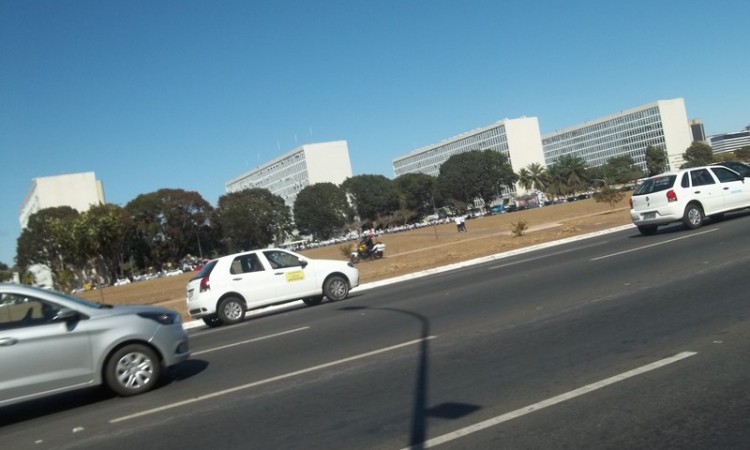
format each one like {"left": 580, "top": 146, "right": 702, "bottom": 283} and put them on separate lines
{"left": 191, "top": 327, "right": 310, "bottom": 356}
{"left": 111, "top": 336, "right": 437, "bottom": 423}
{"left": 591, "top": 228, "right": 717, "bottom": 261}
{"left": 488, "top": 241, "right": 609, "bottom": 270}
{"left": 405, "top": 351, "right": 697, "bottom": 449}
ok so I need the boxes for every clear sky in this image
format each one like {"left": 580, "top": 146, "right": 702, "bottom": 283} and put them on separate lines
{"left": 1, "top": 0, "right": 748, "bottom": 266}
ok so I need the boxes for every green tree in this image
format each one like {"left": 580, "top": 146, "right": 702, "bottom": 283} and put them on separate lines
{"left": 0, "top": 262, "right": 12, "bottom": 282}
{"left": 293, "top": 183, "right": 353, "bottom": 240}
{"left": 517, "top": 162, "right": 547, "bottom": 192}
{"left": 72, "top": 204, "right": 128, "bottom": 284}
{"left": 437, "top": 150, "right": 517, "bottom": 208}
{"left": 734, "top": 146, "right": 750, "bottom": 161}
{"left": 341, "top": 175, "right": 400, "bottom": 223}
{"left": 557, "top": 154, "right": 588, "bottom": 193}
{"left": 604, "top": 155, "right": 644, "bottom": 184}
{"left": 593, "top": 185, "right": 625, "bottom": 208}
{"left": 214, "top": 188, "right": 292, "bottom": 253}
{"left": 394, "top": 173, "right": 437, "bottom": 217}
{"left": 542, "top": 164, "right": 568, "bottom": 198}
{"left": 645, "top": 145, "right": 668, "bottom": 175}
{"left": 125, "top": 189, "right": 214, "bottom": 268}
{"left": 16, "top": 206, "right": 79, "bottom": 275}
{"left": 680, "top": 142, "right": 714, "bottom": 168}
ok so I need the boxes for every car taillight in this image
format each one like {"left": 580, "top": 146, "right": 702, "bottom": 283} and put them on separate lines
{"left": 199, "top": 276, "right": 210, "bottom": 292}
{"left": 666, "top": 189, "right": 678, "bottom": 202}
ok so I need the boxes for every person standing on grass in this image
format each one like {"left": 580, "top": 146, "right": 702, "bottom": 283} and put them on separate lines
{"left": 459, "top": 215, "right": 467, "bottom": 232}
{"left": 454, "top": 216, "right": 462, "bottom": 232}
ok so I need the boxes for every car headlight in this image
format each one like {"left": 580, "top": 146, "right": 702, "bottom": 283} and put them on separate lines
{"left": 138, "top": 311, "right": 181, "bottom": 325}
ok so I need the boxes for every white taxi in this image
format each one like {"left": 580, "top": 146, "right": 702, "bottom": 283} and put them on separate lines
{"left": 186, "top": 249, "right": 360, "bottom": 327}
{"left": 630, "top": 165, "right": 750, "bottom": 235}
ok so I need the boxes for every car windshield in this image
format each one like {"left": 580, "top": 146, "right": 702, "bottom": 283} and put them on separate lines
{"left": 633, "top": 175, "right": 677, "bottom": 195}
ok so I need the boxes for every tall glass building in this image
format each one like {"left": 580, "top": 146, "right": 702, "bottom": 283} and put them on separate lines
{"left": 392, "top": 117, "right": 545, "bottom": 194}
{"left": 542, "top": 98, "right": 692, "bottom": 173}
{"left": 225, "top": 140, "right": 353, "bottom": 208}
{"left": 709, "top": 126, "right": 750, "bottom": 155}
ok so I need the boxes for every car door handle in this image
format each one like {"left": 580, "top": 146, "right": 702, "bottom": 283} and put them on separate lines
{"left": 0, "top": 337, "right": 18, "bottom": 346}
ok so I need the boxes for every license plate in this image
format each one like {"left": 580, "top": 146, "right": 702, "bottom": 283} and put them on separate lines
{"left": 643, "top": 212, "right": 656, "bottom": 220}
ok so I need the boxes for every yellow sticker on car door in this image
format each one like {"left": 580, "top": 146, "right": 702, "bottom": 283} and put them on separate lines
{"left": 285, "top": 270, "right": 305, "bottom": 282}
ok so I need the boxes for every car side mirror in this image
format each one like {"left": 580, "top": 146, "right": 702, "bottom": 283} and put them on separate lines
{"left": 298, "top": 259, "right": 309, "bottom": 269}
{"left": 53, "top": 308, "right": 81, "bottom": 323}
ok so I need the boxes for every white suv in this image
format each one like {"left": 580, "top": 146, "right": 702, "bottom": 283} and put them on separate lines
{"left": 630, "top": 165, "right": 750, "bottom": 235}
{"left": 186, "top": 249, "right": 360, "bottom": 327}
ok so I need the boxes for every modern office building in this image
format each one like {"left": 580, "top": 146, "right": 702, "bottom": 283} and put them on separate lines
{"left": 19, "top": 172, "right": 106, "bottom": 229}
{"left": 709, "top": 126, "right": 750, "bottom": 155}
{"left": 542, "top": 98, "right": 693, "bottom": 174}
{"left": 690, "top": 118, "right": 706, "bottom": 142}
{"left": 225, "top": 140, "right": 353, "bottom": 208}
{"left": 392, "top": 117, "right": 545, "bottom": 195}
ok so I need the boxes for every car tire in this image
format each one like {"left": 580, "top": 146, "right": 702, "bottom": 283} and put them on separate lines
{"left": 323, "top": 275, "right": 349, "bottom": 302}
{"left": 202, "top": 315, "right": 223, "bottom": 328}
{"left": 637, "top": 225, "right": 658, "bottom": 236}
{"left": 104, "top": 344, "right": 160, "bottom": 397}
{"left": 217, "top": 296, "right": 246, "bottom": 325}
{"left": 303, "top": 296, "right": 323, "bottom": 306}
{"left": 682, "top": 203, "right": 704, "bottom": 229}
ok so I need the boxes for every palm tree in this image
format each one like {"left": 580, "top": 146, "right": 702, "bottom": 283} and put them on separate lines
{"left": 517, "top": 167, "right": 532, "bottom": 191}
{"left": 526, "top": 162, "right": 547, "bottom": 191}
{"left": 543, "top": 164, "right": 567, "bottom": 199}
{"left": 557, "top": 155, "right": 588, "bottom": 193}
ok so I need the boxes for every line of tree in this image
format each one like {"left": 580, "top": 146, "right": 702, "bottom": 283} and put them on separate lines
{"left": 4, "top": 146, "right": 749, "bottom": 290}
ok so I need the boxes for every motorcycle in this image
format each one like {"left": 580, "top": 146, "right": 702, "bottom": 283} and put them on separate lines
{"left": 350, "top": 241, "right": 385, "bottom": 263}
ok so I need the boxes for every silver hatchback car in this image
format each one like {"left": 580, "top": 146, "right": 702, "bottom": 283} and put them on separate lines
{"left": 0, "top": 283, "right": 190, "bottom": 407}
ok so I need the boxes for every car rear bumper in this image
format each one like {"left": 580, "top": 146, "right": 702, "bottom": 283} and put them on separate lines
{"left": 630, "top": 208, "right": 682, "bottom": 227}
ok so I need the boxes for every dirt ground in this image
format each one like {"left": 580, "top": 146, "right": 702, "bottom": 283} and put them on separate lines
{"left": 77, "top": 197, "right": 634, "bottom": 321}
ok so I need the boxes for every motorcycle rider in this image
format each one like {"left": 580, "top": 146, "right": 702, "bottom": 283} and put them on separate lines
{"left": 361, "top": 232, "right": 375, "bottom": 256}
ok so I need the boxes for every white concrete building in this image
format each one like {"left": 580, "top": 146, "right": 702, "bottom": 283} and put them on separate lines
{"left": 709, "top": 126, "right": 750, "bottom": 155}
{"left": 542, "top": 98, "right": 693, "bottom": 173}
{"left": 392, "top": 117, "right": 545, "bottom": 195}
{"left": 19, "top": 172, "right": 105, "bottom": 229}
{"left": 225, "top": 140, "right": 353, "bottom": 208}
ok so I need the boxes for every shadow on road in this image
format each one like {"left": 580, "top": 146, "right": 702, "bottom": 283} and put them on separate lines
{"left": 340, "top": 305, "right": 480, "bottom": 449}
{"left": 0, "top": 359, "right": 208, "bottom": 428}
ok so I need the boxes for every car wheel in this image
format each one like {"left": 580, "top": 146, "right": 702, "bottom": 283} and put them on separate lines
{"left": 104, "top": 344, "right": 160, "bottom": 397}
{"left": 202, "top": 315, "right": 223, "bottom": 328}
{"left": 682, "top": 203, "right": 704, "bottom": 229}
{"left": 217, "top": 296, "right": 246, "bottom": 325}
{"left": 637, "top": 225, "right": 658, "bottom": 236}
{"left": 323, "top": 275, "right": 349, "bottom": 302}
{"left": 303, "top": 296, "right": 323, "bottom": 306}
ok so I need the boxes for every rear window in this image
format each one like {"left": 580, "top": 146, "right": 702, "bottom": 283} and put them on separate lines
{"left": 633, "top": 175, "right": 677, "bottom": 195}
{"left": 190, "top": 260, "right": 217, "bottom": 281}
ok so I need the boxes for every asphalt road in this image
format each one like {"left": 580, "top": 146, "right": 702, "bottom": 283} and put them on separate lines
{"left": 2, "top": 212, "right": 750, "bottom": 450}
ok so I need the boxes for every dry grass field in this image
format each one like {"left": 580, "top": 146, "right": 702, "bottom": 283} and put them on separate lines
{"left": 77, "top": 197, "right": 634, "bottom": 322}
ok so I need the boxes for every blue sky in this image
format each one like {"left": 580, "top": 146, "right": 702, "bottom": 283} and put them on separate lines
{"left": 1, "top": 0, "right": 748, "bottom": 266}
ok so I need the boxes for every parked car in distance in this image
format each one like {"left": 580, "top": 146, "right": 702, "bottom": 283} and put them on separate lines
{"left": 186, "top": 248, "right": 360, "bottom": 327}
{"left": 0, "top": 283, "right": 190, "bottom": 407}
{"left": 629, "top": 165, "right": 750, "bottom": 235}
{"left": 710, "top": 161, "right": 750, "bottom": 178}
